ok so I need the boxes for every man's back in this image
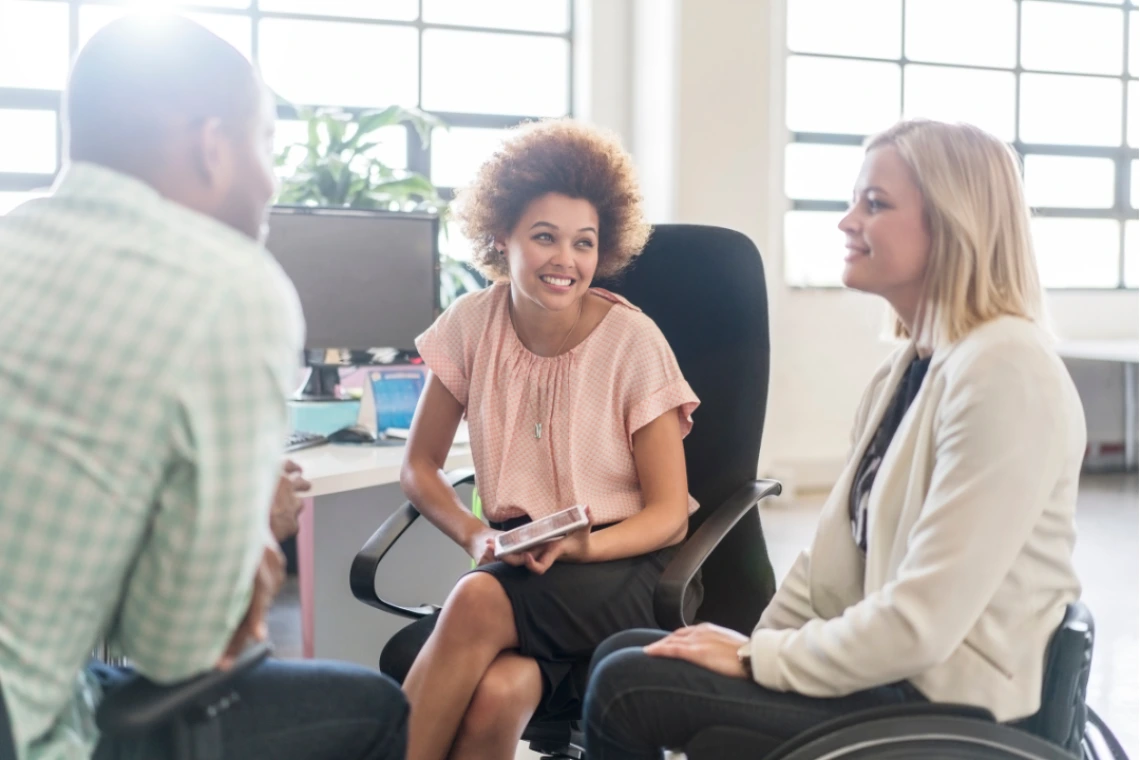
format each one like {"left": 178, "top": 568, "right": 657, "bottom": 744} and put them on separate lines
{"left": 0, "top": 162, "right": 302, "bottom": 759}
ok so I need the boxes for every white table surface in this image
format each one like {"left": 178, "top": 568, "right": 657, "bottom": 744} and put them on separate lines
{"left": 1055, "top": 339, "right": 1139, "bottom": 364}
{"left": 291, "top": 441, "right": 474, "bottom": 498}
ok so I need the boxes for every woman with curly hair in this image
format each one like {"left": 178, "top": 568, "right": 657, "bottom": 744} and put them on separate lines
{"left": 389, "top": 119, "right": 701, "bottom": 760}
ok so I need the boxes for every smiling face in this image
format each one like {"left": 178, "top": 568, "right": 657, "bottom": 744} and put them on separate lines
{"left": 496, "top": 192, "right": 601, "bottom": 315}
{"left": 838, "top": 145, "right": 931, "bottom": 325}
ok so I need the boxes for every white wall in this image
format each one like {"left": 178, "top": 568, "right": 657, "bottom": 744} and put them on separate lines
{"left": 579, "top": 0, "right": 1139, "bottom": 491}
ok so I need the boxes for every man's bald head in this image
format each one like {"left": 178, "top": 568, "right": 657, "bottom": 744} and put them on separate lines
{"left": 67, "top": 14, "right": 257, "bottom": 168}
{"left": 64, "top": 14, "right": 279, "bottom": 240}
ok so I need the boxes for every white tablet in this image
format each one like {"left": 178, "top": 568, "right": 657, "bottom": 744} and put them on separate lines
{"left": 493, "top": 505, "right": 589, "bottom": 559}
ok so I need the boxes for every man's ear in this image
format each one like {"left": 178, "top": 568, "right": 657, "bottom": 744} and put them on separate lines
{"left": 191, "top": 117, "right": 227, "bottom": 187}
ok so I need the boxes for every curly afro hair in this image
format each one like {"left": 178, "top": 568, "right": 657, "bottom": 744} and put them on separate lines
{"left": 452, "top": 118, "right": 651, "bottom": 281}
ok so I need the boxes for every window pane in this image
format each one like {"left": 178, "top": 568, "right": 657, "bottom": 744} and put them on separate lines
{"left": 430, "top": 127, "right": 507, "bottom": 189}
{"left": 0, "top": 190, "right": 47, "bottom": 215}
{"left": 1023, "top": 155, "right": 1116, "bottom": 209}
{"left": 259, "top": 0, "right": 418, "bottom": 20}
{"left": 905, "top": 0, "right": 1016, "bottom": 68}
{"left": 784, "top": 143, "right": 866, "bottom": 201}
{"left": 423, "top": 0, "right": 570, "bottom": 34}
{"left": 1130, "top": 81, "right": 1139, "bottom": 147}
{"left": 787, "top": 0, "right": 901, "bottom": 59}
{"left": 422, "top": 30, "right": 569, "bottom": 117}
{"left": 259, "top": 20, "right": 418, "bottom": 108}
{"left": 1019, "top": 74, "right": 1122, "bottom": 146}
{"left": 0, "top": 109, "right": 56, "bottom": 173}
{"left": 0, "top": 0, "right": 70, "bottom": 90}
{"left": 1021, "top": 2, "right": 1123, "bottom": 76}
{"left": 79, "top": 6, "right": 253, "bottom": 59}
{"left": 1132, "top": 159, "right": 1138, "bottom": 209}
{"left": 440, "top": 217, "right": 475, "bottom": 261}
{"left": 903, "top": 65, "right": 1016, "bottom": 141}
{"left": 784, "top": 211, "right": 846, "bottom": 286}
{"left": 1032, "top": 218, "right": 1120, "bottom": 288}
{"left": 1132, "top": 11, "right": 1138, "bottom": 77}
{"left": 126, "top": 0, "right": 251, "bottom": 7}
{"left": 786, "top": 56, "right": 900, "bottom": 134}
{"left": 1126, "top": 221, "right": 1138, "bottom": 288}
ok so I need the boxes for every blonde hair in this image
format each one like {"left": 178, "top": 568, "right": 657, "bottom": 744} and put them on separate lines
{"left": 865, "top": 119, "right": 1044, "bottom": 349}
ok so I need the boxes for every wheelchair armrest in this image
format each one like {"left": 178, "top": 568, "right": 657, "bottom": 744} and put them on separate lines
{"left": 654, "top": 479, "right": 782, "bottom": 630}
{"left": 348, "top": 468, "right": 475, "bottom": 620}
{"left": 95, "top": 641, "right": 273, "bottom": 737}
{"left": 764, "top": 701, "right": 996, "bottom": 760}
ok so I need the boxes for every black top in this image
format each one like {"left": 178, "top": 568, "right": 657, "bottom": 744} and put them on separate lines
{"left": 849, "top": 356, "right": 931, "bottom": 553}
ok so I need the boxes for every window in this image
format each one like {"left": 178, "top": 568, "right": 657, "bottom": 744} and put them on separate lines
{"left": 784, "top": 0, "right": 1138, "bottom": 289}
{"left": 0, "top": 0, "right": 574, "bottom": 234}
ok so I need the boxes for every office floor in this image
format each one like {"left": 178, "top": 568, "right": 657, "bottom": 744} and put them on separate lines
{"left": 268, "top": 473, "right": 1138, "bottom": 760}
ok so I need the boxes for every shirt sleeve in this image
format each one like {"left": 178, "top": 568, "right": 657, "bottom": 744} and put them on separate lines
{"left": 114, "top": 262, "right": 303, "bottom": 683}
{"left": 414, "top": 293, "right": 478, "bottom": 408}
{"left": 621, "top": 315, "right": 699, "bottom": 446}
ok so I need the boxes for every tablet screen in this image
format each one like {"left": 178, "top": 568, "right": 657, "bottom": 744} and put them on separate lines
{"left": 498, "top": 507, "right": 585, "bottom": 549}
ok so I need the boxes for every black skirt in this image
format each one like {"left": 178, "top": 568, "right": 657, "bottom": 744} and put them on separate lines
{"left": 380, "top": 519, "right": 702, "bottom": 721}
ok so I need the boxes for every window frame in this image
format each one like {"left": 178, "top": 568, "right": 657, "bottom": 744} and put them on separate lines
{"left": 0, "top": 0, "right": 576, "bottom": 198}
{"left": 783, "top": 0, "right": 1138, "bottom": 291}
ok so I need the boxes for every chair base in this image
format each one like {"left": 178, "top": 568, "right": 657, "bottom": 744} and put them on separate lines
{"left": 523, "top": 721, "right": 585, "bottom": 760}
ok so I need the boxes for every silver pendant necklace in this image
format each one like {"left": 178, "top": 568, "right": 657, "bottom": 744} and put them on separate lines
{"left": 512, "top": 295, "right": 583, "bottom": 440}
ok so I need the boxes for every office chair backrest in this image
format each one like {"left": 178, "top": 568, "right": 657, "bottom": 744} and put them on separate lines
{"left": 598, "top": 224, "right": 776, "bottom": 633}
{"left": 1019, "top": 601, "right": 1094, "bottom": 755}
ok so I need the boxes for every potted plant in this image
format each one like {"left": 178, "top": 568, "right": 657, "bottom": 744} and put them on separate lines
{"left": 274, "top": 104, "right": 484, "bottom": 306}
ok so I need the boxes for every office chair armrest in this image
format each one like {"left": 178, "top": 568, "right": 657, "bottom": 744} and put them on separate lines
{"left": 348, "top": 467, "right": 475, "bottom": 620}
{"left": 654, "top": 479, "right": 782, "bottom": 630}
{"left": 95, "top": 641, "right": 273, "bottom": 737}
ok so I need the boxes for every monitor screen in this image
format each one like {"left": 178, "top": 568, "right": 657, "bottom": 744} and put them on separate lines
{"left": 266, "top": 207, "right": 440, "bottom": 355}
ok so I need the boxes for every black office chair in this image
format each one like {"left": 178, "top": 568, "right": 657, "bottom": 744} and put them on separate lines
{"left": 76, "top": 642, "right": 271, "bottom": 760}
{"left": 683, "top": 601, "right": 1130, "bottom": 760}
{"left": 350, "top": 224, "right": 783, "bottom": 758}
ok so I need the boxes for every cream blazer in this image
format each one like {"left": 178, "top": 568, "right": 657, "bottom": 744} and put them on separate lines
{"left": 743, "top": 316, "right": 1086, "bottom": 722}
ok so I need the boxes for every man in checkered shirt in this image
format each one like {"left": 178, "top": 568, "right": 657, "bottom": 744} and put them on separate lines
{"left": 0, "top": 14, "right": 406, "bottom": 760}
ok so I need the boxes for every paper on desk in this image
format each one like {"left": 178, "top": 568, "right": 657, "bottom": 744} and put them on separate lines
{"left": 384, "top": 421, "right": 470, "bottom": 445}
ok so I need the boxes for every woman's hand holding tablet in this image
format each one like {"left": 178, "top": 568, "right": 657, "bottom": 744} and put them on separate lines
{"left": 492, "top": 505, "right": 592, "bottom": 573}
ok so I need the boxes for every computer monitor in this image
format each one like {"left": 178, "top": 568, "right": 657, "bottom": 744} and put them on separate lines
{"left": 265, "top": 206, "right": 441, "bottom": 398}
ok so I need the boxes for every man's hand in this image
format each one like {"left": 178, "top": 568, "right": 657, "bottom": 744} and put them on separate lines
{"left": 217, "top": 543, "right": 285, "bottom": 670}
{"left": 269, "top": 459, "right": 311, "bottom": 542}
{"left": 643, "top": 623, "right": 752, "bottom": 679}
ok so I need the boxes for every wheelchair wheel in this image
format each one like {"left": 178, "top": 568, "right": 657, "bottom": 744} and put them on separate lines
{"left": 776, "top": 715, "right": 1078, "bottom": 760}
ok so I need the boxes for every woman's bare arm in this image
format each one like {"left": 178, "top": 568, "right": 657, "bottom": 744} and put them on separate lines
{"left": 400, "top": 373, "right": 493, "bottom": 559}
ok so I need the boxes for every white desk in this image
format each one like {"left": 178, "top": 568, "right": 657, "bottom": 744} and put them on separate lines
{"left": 1056, "top": 339, "right": 1139, "bottom": 471}
{"left": 293, "top": 440, "right": 472, "bottom": 498}
{"left": 290, "top": 442, "right": 474, "bottom": 666}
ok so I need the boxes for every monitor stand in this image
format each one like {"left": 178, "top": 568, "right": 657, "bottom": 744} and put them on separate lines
{"left": 297, "top": 366, "right": 345, "bottom": 401}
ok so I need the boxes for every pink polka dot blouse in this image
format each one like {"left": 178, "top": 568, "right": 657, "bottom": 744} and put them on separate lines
{"left": 415, "top": 282, "right": 700, "bottom": 525}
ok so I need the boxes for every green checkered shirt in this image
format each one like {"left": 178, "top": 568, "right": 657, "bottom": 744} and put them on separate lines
{"left": 0, "top": 162, "right": 303, "bottom": 759}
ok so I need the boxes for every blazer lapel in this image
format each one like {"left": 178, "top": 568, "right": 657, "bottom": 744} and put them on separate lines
{"left": 809, "top": 342, "right": 918, "bottom": 619}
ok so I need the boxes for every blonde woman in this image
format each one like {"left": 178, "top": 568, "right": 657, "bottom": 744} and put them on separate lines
{"left": 583, "top": 119, "right": 1087, "bottom": 759}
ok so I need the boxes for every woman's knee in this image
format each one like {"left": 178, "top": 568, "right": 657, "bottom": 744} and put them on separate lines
{"left": 588, "top": 629, "right": 668, "bottom": 681}
{"left": 437, "top": 572, "right": 514, "bottom": 643}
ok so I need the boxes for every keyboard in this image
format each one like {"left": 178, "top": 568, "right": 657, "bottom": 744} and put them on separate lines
{"left": 285, "top": 430, "right": 328, "bottom": 453}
